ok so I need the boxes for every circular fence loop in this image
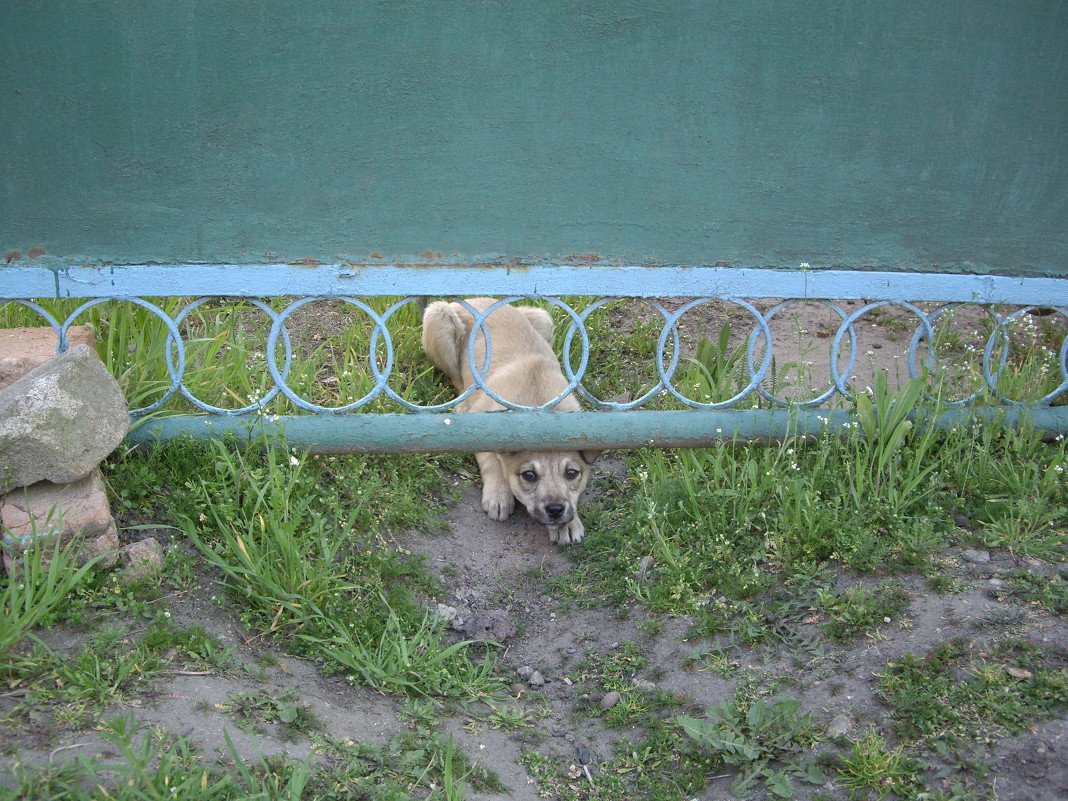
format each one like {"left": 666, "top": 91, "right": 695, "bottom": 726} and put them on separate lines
{"left": 375, "top": 296, "right": 473, "bottom": 412}
{"left": 61, "top": 297, "right": 186, "bottom": 417}
{"left": 169, "top": 297, "right": 291, "bottom": 416}
{"left": 266, "top": 296, "right": 392, "bottom": 413}
{"left": 658, "top": 297, "right": 772, "bottom": 410}
{"left": 566, "top": 297, "right": 676, "bottom": 410}
{"left": 830, "top": 301, "right": 936, "bottom": 402}
{"left": 751, "top": 299, "right": 855, "bottom": 408}
{"left": 906, "top": 303, "right": 997, "bottom": 407}
{"left": 983, "top": 306, "right": 1068, "bottom": 407}
{"left": 7, "top": 288, "right": 1064, "bottom": 421}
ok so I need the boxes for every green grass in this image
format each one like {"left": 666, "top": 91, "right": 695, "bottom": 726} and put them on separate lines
{"left": 106, "top": 434, "right": 502, "bottom": 701}
{"left": 875, "top": 638, "right": 1068, "bottom": 749}
{"left": 569, "top": 394, "right": 1066, "bottom": 617}
{"left": 0, "top": 538, "right": 99, "bottom": 672}
{"left": 0, "top": 713, "right": 495, "bottom": 801}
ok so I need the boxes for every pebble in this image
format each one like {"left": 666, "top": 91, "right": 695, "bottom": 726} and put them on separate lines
{"left": 632, "top": 679, "right": 657, "bottom": 692}
{"left": 600, "top": 691, "right": 621, "bottom": 711}
{"left": 636, "top": 555, "right": 654, "bottom": 582}
{"left": 517, "top": 665, "right": 534, "bottom": 679}
{"left": 464, "top": 610, "right": 515, "bottom": 643}
{"left": 435, "top": 604, "right": 462, "bottom": 624}
{"left": 961, "top": 549, "right": 992, "bottom": 564}
{"left": 826, "top": 714, "right": 853, "bottom": 737}
{"left": 577, "top": 745, "right": 592, "bottom": 764}
{"left": 528, "top": 670, "right": 546, "bottom": 687}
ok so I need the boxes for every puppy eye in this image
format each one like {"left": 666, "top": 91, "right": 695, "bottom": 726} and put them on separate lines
{"left": 520, "top": 470, "right": 538, "bottom": 482}
{"left": 565, "top": 468, "right": 581, "bottom": 480}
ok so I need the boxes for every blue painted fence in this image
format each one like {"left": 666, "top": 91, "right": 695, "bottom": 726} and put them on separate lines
{"left": 2, "top": 263, "right": 1067, "bottom": 452}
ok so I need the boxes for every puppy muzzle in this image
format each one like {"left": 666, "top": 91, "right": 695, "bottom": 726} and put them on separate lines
{"left": 537, "top": 502, "right": 573, "bottom": 525}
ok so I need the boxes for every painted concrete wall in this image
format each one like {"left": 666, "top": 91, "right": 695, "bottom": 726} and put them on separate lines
{"left": 2, "top": 1, "right": 1066, "bottom": 275}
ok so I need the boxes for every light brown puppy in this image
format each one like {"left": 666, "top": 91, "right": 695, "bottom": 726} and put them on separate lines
{"left": 421, "top": 298, "right": 597, "bottom": 544}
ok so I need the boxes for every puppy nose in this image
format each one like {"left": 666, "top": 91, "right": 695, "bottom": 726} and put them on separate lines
{"left": 545, "top": 503, "right": 566, "bottom": 521}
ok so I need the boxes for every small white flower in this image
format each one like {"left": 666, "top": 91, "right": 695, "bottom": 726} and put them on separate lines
{"left": 290, "top": 455, "right": 300, "bottom": 466}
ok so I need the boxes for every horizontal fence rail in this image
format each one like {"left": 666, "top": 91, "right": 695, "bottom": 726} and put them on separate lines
{"left": 2, "top": 263, "right": 1068, "bottom": 451}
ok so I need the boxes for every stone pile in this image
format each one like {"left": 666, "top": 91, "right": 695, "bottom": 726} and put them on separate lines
{"left": 0, "top": 328, "right": 131, "bottom": 573}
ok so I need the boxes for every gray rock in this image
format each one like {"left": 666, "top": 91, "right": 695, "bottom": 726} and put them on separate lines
{"left": 600, "top": 691, "right": 621, "bottom": 711}
{"left": 463, "top": 609, "right": 515, "bottom": 643}
{"left": 961, "top": 549, "right": 992, "bottom": 564}
{"left": 0, "top": 344, "right": 129, "bottom": 489}
{"left": 636, "top": 555, "right": 655, "bottom": 582}
{"left": 435, "top": 603, "right": 462, "bottom": 625}
{"left": 119, "top": 537, "right": 164, "bottom": 582}
{"left": 826, "top": 713, "right": 854, "bottom": 737}
{"left": 528, "top": 670, "right": 545, "bottom": 687}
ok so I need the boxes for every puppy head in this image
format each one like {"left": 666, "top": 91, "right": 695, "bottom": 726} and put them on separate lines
{"left": 499, "top": 450, "right": 599, "bottom": 527}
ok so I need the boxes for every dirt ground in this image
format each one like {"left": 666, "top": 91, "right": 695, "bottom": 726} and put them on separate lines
{"left": 9, "top": 476, "right": 1068, "bottom": 800}
{"left": 3, "top": 300, "right": 1067, "bottom": 800}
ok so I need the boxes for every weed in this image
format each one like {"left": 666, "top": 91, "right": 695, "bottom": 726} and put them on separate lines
{"left": 835, "top": 729, "right": 921, "bottom": 800}
{"left": 679, "top": 694, "right": 825, "bottom": 798}
{"left": 400, "top": 697, "right": 442, "bottom": 731}
{"left": 684, "top": 645, "right": 741, "bottom": 678}
{"left": 217, "top": 687, "right": 321, "bottom": 740}
{"left": 997, "top": 568, "right": 1068, "bottom": 614}
{"left": 524, "top": 722, "right": 714, "bottom": 801}
{"left": 816, "top": 580, "right": 911, "bottom": 642}
{"left": 680, "top": 321, "right": 748, "bottom": 404}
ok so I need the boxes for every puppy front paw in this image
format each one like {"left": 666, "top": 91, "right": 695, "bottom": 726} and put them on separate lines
{"left": 548, "top": 516, "right": 585, "bottom": 545}
{"left": 482, "top": 484, "right": 515, "bottom": 521}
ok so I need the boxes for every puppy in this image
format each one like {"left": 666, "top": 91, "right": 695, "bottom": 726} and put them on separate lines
{"left": 421, "top": 297, "right": 597, "bottom": 544}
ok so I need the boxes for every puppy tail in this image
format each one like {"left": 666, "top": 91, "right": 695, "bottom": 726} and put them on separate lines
{"left": 516, "top": 305, "right": 554, "bottom": 343}
{"left": 421, "top": 301, "right": 467, "bottom": 389}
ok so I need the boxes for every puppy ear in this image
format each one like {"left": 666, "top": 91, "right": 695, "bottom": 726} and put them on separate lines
{"left": 580, "top": 450, "right": 601, "bottom": 465}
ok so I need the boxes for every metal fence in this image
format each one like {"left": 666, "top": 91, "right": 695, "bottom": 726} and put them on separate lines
{"left": 3, "top": 263, "right": 1067, "bottom": 452}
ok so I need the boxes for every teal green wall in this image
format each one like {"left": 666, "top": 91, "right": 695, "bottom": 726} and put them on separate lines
{"left": 2, "top": 1, "right": 1066, "bottom": 274}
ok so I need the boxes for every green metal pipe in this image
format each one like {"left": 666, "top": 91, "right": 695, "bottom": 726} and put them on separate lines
{"left": 125, "top": 407, "right": 1068, "bottom": 454}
